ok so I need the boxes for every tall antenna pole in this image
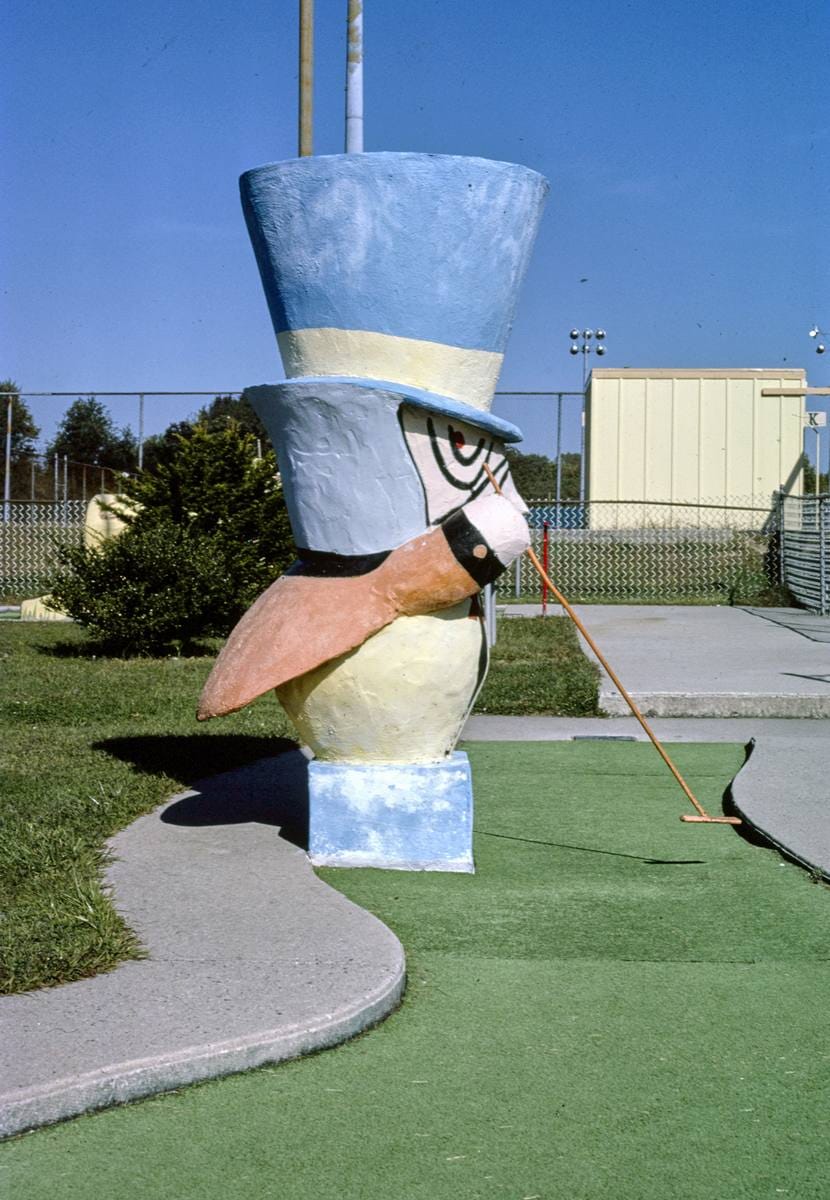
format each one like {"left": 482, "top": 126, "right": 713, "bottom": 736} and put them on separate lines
{"left": 299, "top": 0, "right": 314, "bottom": 156}
{"left": 345, "top": 0, "right": 364, "bottom": 152}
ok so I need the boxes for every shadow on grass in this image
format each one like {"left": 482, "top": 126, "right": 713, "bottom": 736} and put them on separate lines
{"left": 96, "top": 734, "right": 308, "bottom": 849}
{"left": 476, "top": 828, "right": 705, "bottom": 865}
{"left": 95, "top": 732, "right": 299, "bottom": 785}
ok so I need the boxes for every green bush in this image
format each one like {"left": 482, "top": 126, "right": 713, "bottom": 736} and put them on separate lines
{"left": 49, "top": 422, "right": 296, "bottom": 654}
{"left": 126, "top": 421, "right": 294, "bottom": 607}
{"left": 49, "top": 522, "right": 236, "bottom": 654}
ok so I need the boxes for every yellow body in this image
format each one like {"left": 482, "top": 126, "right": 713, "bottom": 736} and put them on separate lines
{"left": 277, "top": 600, "right": 486, "bottom": 763}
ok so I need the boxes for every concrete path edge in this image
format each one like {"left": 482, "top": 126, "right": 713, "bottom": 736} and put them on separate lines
{"left": 728, "top": 736, "right": 830, "bottom": 882}
{"left": 2, "top": 960, "right": 405, "bottom": 1140}
{"left": 1, "top": 754, "right": 407, "bottom": 1141}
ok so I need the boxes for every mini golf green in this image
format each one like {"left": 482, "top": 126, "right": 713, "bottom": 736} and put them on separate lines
{"left": 3, "top": 741, "right": 828, "bottom": 1199}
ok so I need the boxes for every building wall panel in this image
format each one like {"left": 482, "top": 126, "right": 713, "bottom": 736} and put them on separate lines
{"left": 586, "top": 369, "right": 806, "bottom": 529}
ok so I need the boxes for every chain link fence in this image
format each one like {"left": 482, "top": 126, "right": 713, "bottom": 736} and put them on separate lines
{"left": 0, "top": 494, "right": 792, "bottom": 607}
{"left": 779, "top": 493, "right": 830, "bottom": 615}
{"left": 0, "top": 502, "right": 86, "bottom": 596}
{"left": 3, "top": 454, "right": 126, "bottom": 503}
{"left": 499, "top": 497, "right": 781, "bottom": 604}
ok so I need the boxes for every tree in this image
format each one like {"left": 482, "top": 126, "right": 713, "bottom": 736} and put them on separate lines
{"left": 139, "top": 397, "right": 271, "bottom": 476}
{"left": 505, "top": 449, "right": 582, "bottom": 501}
{"left": 50, "top": 421, "right": 296, "bottom": 653}
{"left": 195, "top": 394, "right": 269, "bottom": 444}
{"left": 126, "top": 421, "right": 294, "bottom": 605}
{"left": 555, "top": 452, "right": 582, "bottom": 501}
{"left": 0, "top": 379, "right": 40, "bottom": 462}
{"left": 800, "top": 453, "right": 828, "bottom": 496}
{"left": 47, "top": 397, "right": 136, "bottom": 470}
{"left": 139, "top": 420, "right": 197, "bottom": 475}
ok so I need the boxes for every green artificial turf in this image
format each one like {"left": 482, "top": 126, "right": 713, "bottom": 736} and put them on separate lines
{"left": 3, "top": 741, "right": 828, "bottom": 1200}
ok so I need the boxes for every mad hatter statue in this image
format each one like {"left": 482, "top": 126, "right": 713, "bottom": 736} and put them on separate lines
{"left": 199, "top": 151, "right": 548, "bottom": 871}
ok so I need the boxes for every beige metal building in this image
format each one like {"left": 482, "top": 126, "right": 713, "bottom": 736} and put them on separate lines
{"left": 585, "top": 368, "right": 806, "bottom": 526}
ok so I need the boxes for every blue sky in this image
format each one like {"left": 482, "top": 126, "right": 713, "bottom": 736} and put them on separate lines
{"left": 3, "top": 0, "right": 828, "bottom": 464}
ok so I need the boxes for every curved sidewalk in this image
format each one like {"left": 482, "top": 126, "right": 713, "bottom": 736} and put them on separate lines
{"left": 0, "top": 751, "right": 405, "bottom": 1140}
{"left": 729, "top": 735, "right": 830, "bottom": 881}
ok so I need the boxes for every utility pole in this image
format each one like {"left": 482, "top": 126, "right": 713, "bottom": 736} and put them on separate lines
{"left": 345, "top": 0, "right": 364, "bottom": 152}
{"left": 299, "top": 0, "right": 314, "bottom": 156}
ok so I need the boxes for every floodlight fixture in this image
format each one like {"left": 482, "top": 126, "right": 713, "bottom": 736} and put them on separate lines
{"left": 584, "top": 329, "right": 593, "bottom": 338}
{"left": 570, "top": 343, "right": 579, "bottom": 355}
{"left": 596, "top": 328, "right": 607, "bottom": 339}
{"left": 596, "top": 344, "right": 606, "bottom": 356}
{"left": 569, "top": 328, "right": 580, "bottom": 339}
{"left": 808, "top": 325, "right": 827, "bottom": 353}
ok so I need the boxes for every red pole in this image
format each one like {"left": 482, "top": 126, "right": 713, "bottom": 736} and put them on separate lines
{"left": 542, "top": 521, "right": 549, "bottom": 616}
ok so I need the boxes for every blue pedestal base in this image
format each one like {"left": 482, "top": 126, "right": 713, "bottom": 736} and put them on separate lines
{"left": 308, "top": 752, "right": 474, "bottom": 873}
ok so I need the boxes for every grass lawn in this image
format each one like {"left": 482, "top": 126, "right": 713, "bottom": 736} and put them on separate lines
{"left": 475, "top": 616, "right": 599, "bottom": 716}
{"left": 0, "top": 617, "right": 597, "bottom": 993}
{"left": 0, "top": 623, "right": 295, "bottom": 993}
{"left": 2, "top": 740, "right": 828, "bottom": 1199}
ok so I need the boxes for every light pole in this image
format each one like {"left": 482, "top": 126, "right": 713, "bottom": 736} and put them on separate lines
{"left": 807, "top": 326, "right": 828, "bottom": 496}
{"left": 569, "top": 327, "right": 607, "bottom": 503}
{"left": 299, "top": 0, "right": 314, "bottom": 157}
{"left": 345, "top": 0, "right": 364, "bottom": 152}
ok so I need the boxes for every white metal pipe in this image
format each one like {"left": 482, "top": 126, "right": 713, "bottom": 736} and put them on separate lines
{"left": 345, "top": 0, "right": 364, "bottom": 152}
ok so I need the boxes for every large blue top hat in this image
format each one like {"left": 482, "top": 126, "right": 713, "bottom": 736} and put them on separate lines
{"left": 240, "top": 152, "right": 549, "bottom": 437}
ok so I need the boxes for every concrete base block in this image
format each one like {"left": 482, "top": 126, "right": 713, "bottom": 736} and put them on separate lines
{"left": 308, "top": 752, "right": 475, "bottom": 873}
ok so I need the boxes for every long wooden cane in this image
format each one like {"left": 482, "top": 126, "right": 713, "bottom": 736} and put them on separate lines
{"left": 484, "top": 466, "right": 740, "bottom": 825}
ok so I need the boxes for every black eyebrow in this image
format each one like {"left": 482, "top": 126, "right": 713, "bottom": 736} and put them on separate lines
{"left": 447, "top": 423, "right": 487, "bottom": 466}
{"left": 427, "top": 416, "right": 496, "bottom": 492}
{"left": 425, "top": 417, "right": 511, "bottom": 502}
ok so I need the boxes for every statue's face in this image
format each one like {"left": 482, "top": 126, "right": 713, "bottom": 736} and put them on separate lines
{"left": 400, "top": 406, "right": 527, "bottom": 525}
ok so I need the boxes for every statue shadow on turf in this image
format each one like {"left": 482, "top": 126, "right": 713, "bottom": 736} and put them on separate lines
{"left": 95, "top": 735, "right": 309, "bottom": 850}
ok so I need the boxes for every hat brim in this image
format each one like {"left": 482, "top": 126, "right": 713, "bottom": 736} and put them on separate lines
{"left": 271, "top": 375, "right": 524, "bottom": 443}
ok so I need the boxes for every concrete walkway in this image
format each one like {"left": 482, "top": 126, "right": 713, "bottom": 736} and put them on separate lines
{"left": 502, "top": 604, "right": 830, "bottom": 717}
{"left": 0, "top": 752, "right": 405, "bottom": 1140}
{"left": 730, "top": 735, "right": 830, "bottom": 881}
{"left": 463, "top": 714, "right": 830, "bottom": 742}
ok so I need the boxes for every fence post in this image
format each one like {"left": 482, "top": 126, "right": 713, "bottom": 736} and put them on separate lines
{"left": 541, "top": 521, "right": 549, "bottom": 616}
{"left": 514, "top": 553, "right": 521, "bottom": 598}
{"left": 53, "top": 453, "right": 58, "bottom": 501}
{"left": 62, "top": 455, "right": 68, "bottom": 504}
{"left": 30, "top": 457, "right": 35, "bottom": 502}
{"left": 821, "top": 497, "right": 828, "bottom": 617}
{"left": 776, "top": 491, "right": 785, "bottom": 585}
